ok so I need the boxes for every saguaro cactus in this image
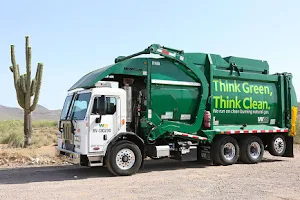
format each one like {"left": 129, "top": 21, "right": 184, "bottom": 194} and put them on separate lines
{"left": 9, "top": 36, "right": 43, "bottom": 147}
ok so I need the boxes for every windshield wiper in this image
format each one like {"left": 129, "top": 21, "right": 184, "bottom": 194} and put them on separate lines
{"left": 70, "top": 112, "right": 77, "bottom": 123}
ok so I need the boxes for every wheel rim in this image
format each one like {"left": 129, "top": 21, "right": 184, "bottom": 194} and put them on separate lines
{"left": 223, "top": 142, "right": 236, "bottom": 161}
{"left": 116, "top": 148, "right": 136, "bottom": 170}
{"left": 249, "top": 141, "right": 261, "bottom": 159}
{"left": 274, "top": 137, "right": 284, "bottom": 154}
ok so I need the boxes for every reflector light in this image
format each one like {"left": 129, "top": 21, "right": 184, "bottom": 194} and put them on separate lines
{"left": 162, "top": 49, "right": 169, "bottom": 55}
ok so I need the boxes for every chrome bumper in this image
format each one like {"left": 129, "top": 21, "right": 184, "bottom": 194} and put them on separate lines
{"left": 56, "top": 147, "right": 80, "bottom": 165}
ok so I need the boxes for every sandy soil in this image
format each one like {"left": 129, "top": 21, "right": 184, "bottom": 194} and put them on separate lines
{"left": 0, "top": 145, "right": 300, "bottom": 200}
{"left": 0, "top": 145, "right": 65, "bottom": 167}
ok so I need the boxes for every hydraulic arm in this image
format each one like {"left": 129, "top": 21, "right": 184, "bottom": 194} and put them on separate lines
{"left": 116, "top": 44, "right": 210, "bottom": 141}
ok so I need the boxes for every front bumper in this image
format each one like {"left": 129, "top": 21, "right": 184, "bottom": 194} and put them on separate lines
{"left": 56, "top": 147, "right": 81, "bottom": 165}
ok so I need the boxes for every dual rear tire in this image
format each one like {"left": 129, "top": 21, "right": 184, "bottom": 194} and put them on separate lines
{"left": 212, "top": 136, "right": 240, "bottom": 165}
{"left": 239, "top": 136, "right": 264, "bottom": 164}
{"left": 212, "top": 135, "right": 264, "bottom": 165}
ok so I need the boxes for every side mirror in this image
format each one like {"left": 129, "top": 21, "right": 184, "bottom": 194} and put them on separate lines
{"left": 97, "top": 95, "right": 106, "bottom": 115}
{"left": 96, "top": 96, "right": 106, "bottom": 123}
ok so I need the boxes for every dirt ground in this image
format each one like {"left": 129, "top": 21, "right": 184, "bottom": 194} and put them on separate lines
{"left": 0, "top": 145, "right": 66, "bottom": 167}
{"left": 0, "top": 145, "right": 300, "bottom": 200}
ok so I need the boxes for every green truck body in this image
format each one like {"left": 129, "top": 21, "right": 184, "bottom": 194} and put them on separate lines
{"left": 58, "top": 44, "right": 298, "bottom": 176}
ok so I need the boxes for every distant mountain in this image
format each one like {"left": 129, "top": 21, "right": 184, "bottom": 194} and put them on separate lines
{"left": 0, "top": 104, "right": 61, "bottom": 121}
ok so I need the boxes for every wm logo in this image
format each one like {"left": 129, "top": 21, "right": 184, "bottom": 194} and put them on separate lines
{"left": 258, "top": 117, "right": 269, "bottom": 123}
{"left": 99, "top": 124, "right": 108, "bottom": 128}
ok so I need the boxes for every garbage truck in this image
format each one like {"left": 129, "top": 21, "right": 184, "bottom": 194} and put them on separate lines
{"left": 56, "top": 44, "right": 298, "bottom": 176}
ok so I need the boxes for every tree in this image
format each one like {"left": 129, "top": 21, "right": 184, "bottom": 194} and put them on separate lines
{"left": 9, "top": 36, "right": 43, "bottom": 147}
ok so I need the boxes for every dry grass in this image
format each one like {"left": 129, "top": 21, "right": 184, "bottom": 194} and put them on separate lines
{"left": 0, "top": 120, "right": 58, "bottom": 148}
{"left": 0, "top": 120, "right": 63, "bottom": 166}
{"left": 295, "top": 118, "right": 300, "bottom": 144}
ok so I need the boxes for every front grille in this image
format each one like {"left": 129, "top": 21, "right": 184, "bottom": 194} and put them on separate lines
{"left": 62, "top": 122, "right": 73, "bottom": 142}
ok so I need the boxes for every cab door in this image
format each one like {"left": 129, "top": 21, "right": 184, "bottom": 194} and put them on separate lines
{"left": 89, "top": 96, "right": 119, "bottom": 153}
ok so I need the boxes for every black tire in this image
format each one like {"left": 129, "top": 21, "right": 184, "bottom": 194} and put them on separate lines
{"left": 239, "top": 136, "right": 264, "bottom": 164}
{"left": 105, "top": 140, "right": 142, "bottom": 176}
{"left": 212, "top": 136, "right": 239, "bottom": 165}
{"left": 268, "top": 134, "right": 286, "bottom": 156}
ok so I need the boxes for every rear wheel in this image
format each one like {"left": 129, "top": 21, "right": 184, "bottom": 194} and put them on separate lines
{"left": 106, "top": 141, "right": 142, "bottom": 176}
{"left": 212, "top": 136, "right": 239, "bottom": 165}
{"left": 239, "top": 136, "right": 264, "bottom": 164}
{"left": 268, "top": 134, "right": 286, "bottom": 156}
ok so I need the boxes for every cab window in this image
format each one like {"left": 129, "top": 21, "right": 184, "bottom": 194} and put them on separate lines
{"left": 91, "top": 97, "right": 117, "bottom": 115}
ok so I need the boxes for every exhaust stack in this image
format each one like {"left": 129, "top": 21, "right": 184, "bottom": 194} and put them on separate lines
{"left": 123, "top": 78, "right": 134, "bottom": 123}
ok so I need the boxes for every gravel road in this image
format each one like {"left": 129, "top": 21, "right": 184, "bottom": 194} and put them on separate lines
{"left": 0, "top": 145, "right": 300, "bottom": 200}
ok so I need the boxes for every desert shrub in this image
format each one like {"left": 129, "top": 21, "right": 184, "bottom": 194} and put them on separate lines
{"left": 295, "top": 118, "right": 300, "bottom": 144}
{"left": 1, "top": 130, "right": 24, "bottom": 148}
{"left": 33, "top": 120, "right": 58, "bottom": 128}
{"left": 31, "top": 128, "right": 57, "bottom": 148}
{"left": 0, "top": 120, "right": 57, "bottom": 148}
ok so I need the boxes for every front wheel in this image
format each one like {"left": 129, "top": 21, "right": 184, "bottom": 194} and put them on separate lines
{"left": 106, "top": 141, "right": 142, "bottom": 176}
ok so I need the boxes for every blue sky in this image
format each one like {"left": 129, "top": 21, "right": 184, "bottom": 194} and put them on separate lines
{"left": 0, "top": 0, "right": 299, "bottom": 110}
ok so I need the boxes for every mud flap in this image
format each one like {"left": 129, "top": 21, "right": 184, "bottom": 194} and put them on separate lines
{"left": 197, "top": 144, "right": 213, "bottom": 165}
{"left": 139, "top": 151, "right": 147, "bottom": 170}
{"left": 282, "top": 136, "right": 294, "bottom": 157}
{"left": 140, "top": 158, "right": 145, "bottom": 170}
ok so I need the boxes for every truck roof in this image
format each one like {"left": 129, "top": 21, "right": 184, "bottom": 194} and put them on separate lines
{"left": 68, "top": 44, "right": 270, "bottom": 91}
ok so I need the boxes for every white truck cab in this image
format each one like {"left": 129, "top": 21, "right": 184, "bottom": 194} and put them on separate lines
{"left": 57, "top": 81, "right": 129, "bottom": 167}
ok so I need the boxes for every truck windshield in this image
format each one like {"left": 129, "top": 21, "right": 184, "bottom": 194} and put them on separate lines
{"left": 69, "top": 92, "right": 92, "bottom": 120}
{"left": 60, "top": 95, "right": 73, "bottom": 120}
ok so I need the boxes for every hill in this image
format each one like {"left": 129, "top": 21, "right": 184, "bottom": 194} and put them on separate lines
{"left": 0, "top": 104, "right": 61, "bottom": 121}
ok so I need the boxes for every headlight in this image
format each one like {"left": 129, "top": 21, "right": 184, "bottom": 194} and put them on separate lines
{"left": 74, "top": 135, "right": 81, "bottom": 142}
